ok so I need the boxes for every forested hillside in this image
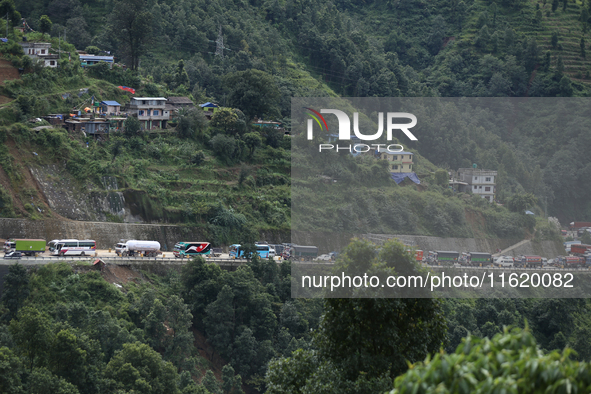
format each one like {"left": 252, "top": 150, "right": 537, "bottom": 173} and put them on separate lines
{"left": 2, "top": 0, "right": 591, "bottom": 392}
{"left": 7, "top": 0, "right": 591, "bottom": 223}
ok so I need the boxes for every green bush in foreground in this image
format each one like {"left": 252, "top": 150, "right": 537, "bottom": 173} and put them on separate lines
{"left": 391, "top": 326, "right": 591, "bottom": 394}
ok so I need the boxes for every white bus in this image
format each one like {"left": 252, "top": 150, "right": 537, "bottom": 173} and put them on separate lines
{"left": 51, "top": 239, "right": 96, "bottom": 256}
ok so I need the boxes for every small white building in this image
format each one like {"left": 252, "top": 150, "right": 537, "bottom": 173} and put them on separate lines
{"left": 457, "top": 168, "right": 497, "bottom": 203}
{"left": 19, "top": 42, "right": 59, "bottom": 68}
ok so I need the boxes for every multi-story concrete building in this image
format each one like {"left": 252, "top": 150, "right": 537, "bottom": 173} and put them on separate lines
{"left": 372, "top": 147, "right": 414, "bottom": 173}
{"left": 19, "top": 42, "right": 59, "bottom": 67}
{"left": 126, "top": 97, "right": 169, "bottom": 129}
{"left": 457, "top": 168, "right": 497, "bottom": 203}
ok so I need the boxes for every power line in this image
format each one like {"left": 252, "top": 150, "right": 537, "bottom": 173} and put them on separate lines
{"left": 216, "top": 25, "right": 224, "bottom": 58}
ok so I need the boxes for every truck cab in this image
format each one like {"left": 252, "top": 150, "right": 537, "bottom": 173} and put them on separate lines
{"left": 115, "top": 242, "right": 126, "bottom": 256}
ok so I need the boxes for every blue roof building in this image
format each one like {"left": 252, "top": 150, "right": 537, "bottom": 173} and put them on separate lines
{"left": 100, "top": 101, "right": 121, "bottom": 115}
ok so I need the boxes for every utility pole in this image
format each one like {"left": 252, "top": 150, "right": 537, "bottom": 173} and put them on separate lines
{"left": 215, "top": 25, "right": 224, "bottom": 58}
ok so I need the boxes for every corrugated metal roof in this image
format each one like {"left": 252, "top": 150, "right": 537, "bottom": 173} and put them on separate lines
{"left": 80, "top": 55, "right": 114, "bottom": 61}
{"left": 101, "top": 101, "right": 121, "bottom": 106}
{"left": 199, "top": 102, "right": 218, "bottom": 107}
{"left": 132, "top": 97, "right": 167, "bottom": 100}
{"left": 167, "top": 97, "right": 193, "bottom": 104}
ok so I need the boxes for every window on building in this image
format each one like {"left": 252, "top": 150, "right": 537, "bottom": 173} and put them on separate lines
{"left": 153, "top": 110, "right": 159, "bottom": 115}
{"left": 485, "top": 187, "right": 491, "bottom": 191}
{"left": 474, "top": 176, "right": 477, "bottom": 180}
{"left": 473, "top": 186, "right": 477, "bottom": 190}
{"left": 393, "top": 165, "right": 398, "bottom": 170}
{"left": 392, "top": 155, "right": 397, "bottom": 160}
{"left": 49, "top": 61, "right": 55, "bottom": 65}
{"left": 486, "top": 177, "right": 491, "bottom": 181}
{"left": 139, "top": 110, "right": 144, "bottom": 116}
{"left": 41, "top": 49, "right": 45, "bottom": 54}
{"left": 479, "top": 186, "right": 482, "bottom": 189}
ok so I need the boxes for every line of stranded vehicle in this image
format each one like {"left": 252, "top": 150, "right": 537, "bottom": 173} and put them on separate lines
{"left": 4, "top": 238, "right": 591, "bottom": 268}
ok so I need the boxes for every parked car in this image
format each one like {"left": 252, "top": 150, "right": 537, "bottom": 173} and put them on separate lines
{"left": 3, "top": 251, "right": 22, "bottom": 259}
{"left": 269, "top": 247, "right": 276, "bottom": 258}
{"left": 496, "top": 256, "right": 514, "bottom": 267}
{"left": 314, "top": 254, "right": 332, "bottom": 261}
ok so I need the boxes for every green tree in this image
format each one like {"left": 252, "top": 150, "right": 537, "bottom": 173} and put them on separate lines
{"left": 111, "top": 0, "right": 153, "bottom": 70}
{"left": 176, "top": 108, "right": 207, "bottom": 140}
{"left": 47, "top": 329, "right": 88, "bottom": 388}
{"left": 210, "top": 108, "right": 241, "bottom": 136}
{"left": 474, "top": 25, "right": 490, "bottom": 49}
{"left": 551, "top": 31, "right": 559, "bottom": 48}
{"left": 555, "top": 54, "right": 565, "bottom": 77}
{"left": 580, "top": 230, "right": 591, "bottom": 245}
{"left": 223, "top": 70, "right": 281, "bottom": 121}
{"left": 202, "top": 370, "right": 221, "bottom": 394}
{"left": 0, "top": 0, "right": 21, "bottom": 27}
{"left": 181, "top": 257, "right": 224, "bottom": 330}
{"left": 210, "top": 134, "right": 240, "bottom": 165}
{"left": 142, "top": 298, "right": 167, "bottom": 349}
{"left": 174, "top": 60, "right": 190, "bottom": 89}
{"left": 0, "top": 263, "right": 29, "bottom": 323}
{"left": 552, "top": 0, "right": 559, "bottom": 12}
{"left": 10, "top": 307, "right": 53, "bottom": 371}
{"left": 434, "top": 169, "right": 448, "bottom": 186}
{"left": 390, "top": 327, "right": 591, "bottom": 394}
{"left": 27, "top": 368, "right": 80, "bottom": 394}
{"left": 242, "top": 132, "right": 262, "bottom": 157}
{"left": 222, "top": 364, "right": 244, "bottom": 394}
{"left": 84, "top": 46, "right": 101, "bottom": 55}
{"left": 104, "top": 342, "right": 179, "bottom": 394}
{"left": 507, "top": 193, "right": 537, "bottom": 213}
{"left": 39, "top": 15, "right": 52, "bottom": 35}
{"left": 581, "top": 37, "right": 586, "bottom": 58}
{"left": 164, "top": 295, "right": 194, "bottom": 368}
{"left": 204, "top": 285, "right": 235, "bottom": 358}
{"left": 0, "top": 347, "right": 23, "bottom": 394}
{"left": 559, "top": 75, "right": 573, "bottom": 96}
{"left": 123, "top": 116, "right": 141, "bottom": 137}
{"left": 316, "top": 239, "right": 447, "bottom": 381}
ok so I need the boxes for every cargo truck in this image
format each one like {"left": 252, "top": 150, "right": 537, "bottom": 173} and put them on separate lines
{"left": 436, "top": 251, "right": 459, "bottom": 265}
{"left": 516, "top": 255, "right": 542, "bottom": 268}
{"left": 468, "top": 252, "right": 492, "bottom": 267}
{"left": 571, "top": 244, "right": 591, "bottom": 256}
{"left": 559, "top": 256, "right": 585, "bottom": 268}
{"left": 283, "top": 245, "right": 318, "bottom": 260}
{"left": 570, "top": 222, "right": 591, "bottom": 229}
{"left": 116, "top": 240, "right": 162, "bottom": 257}
{"left": 3, "top": 239, "right": 46, "bottom": 256}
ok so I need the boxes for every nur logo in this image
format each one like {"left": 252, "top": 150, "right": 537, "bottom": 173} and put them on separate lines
{"left": 305, "top": 108, "right": 418, "bottom": 141}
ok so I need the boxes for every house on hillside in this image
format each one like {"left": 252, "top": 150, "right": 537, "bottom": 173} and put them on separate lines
{"left": 371, "top": 147, "right": 414, "bottom": 173}
{"left": 370, "top": 146, "right": 420, "bottom": 184}
{"left": 80, "top": 55, "right": 114, "bottom": 68}
{"left": 199, "top": 102, "right": 219, "bottom": 119}
{"left": 167, "top": 97, "right": 194, "bottom": 110}
{"left": 19, "top": 42, "right": 59, "bottom": 68}
{"left": 455, "top": 168, "right": 497, "bottom": 203}
{"left": 125, "top": 97, "right": 169, "bottom": 129}
{"left": 100, "top": 101, "right": 121, "bottom": 115}
{"left": 252, "top": 118, "right": 287, "bottom": 133}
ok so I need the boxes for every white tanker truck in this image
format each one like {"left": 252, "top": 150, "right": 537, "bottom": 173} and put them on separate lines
{"left": 115, "top": 240, "right": 162, "bottom": 257}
